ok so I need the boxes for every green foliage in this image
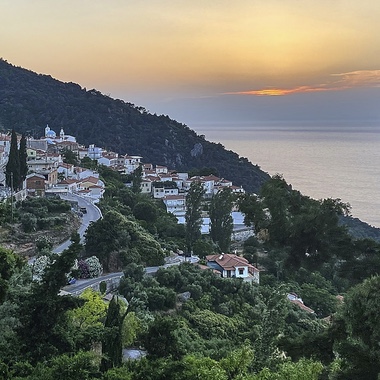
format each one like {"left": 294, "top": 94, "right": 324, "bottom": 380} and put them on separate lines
{"left": 35, "top": 236, "right": 54, "bottom": 254}
{"left": 185, "top": 181, "right": 206, "bottom": 253}
{"left": 0, "top": 201, "right": 12, "bottom": 225}
{"left": 67, "top": 288, "right": 107, "bottom": 329}
{"left": 142, "top": 316, "right": 185, "bottom": 360}
{"left": 17, "top": 197, "right": 71, "bottom": 233}
{"left": 192, "top": 237, "right": 215, "bottom": 259}
{"left": 101, "top": 296, "right": 123, "bottom": 372}
{"left": 333, "top": 276, "right": 380, "bottom": 379}
{"left": 0, "top": 247, "right": 24, "bottom": 303}
{"left": 210, "top": 188, "right": 234, "bottom": 253}
{"left": 5, "top": 129, "right": 20, "bottom": 190}
{"left": 80, "top": 156, "right": 99, "bottom": 170}
{"left": 20, "top": 212, "right": 37, "bottom": 232}
{"left": 16, "top": 240, "right": 82, "bottom": 363}
{"left": 12, "top": 351, "right": 100, "bottom": 380}
{"left": 61, "top": 148, "right": 79, "bottom": 166}
{"left": 340, "top": 215, "right": 380, "bottom": 242}
{"left": 251, "top": 358, "right": 323, "bottom": 380}
{"left": 122, "top": 311, "right": 141, "bottom": 347}
{"left": 133, "top": 201, "right": 158, "bottom": 224}
{"left": 131, "top": 165, "right": 143, "bottom": 194}
{"left": 99, "top": 281, "right": 107, "bottom": 294}
{"left": 85, "top": 210, "right": 164, "bottom": 271}
{"left": 19, "top": 133, "right": 28, "bottom": 183}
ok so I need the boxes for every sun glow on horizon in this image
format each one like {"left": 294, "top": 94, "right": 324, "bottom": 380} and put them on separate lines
{"left": 224, "top": 70, "right": 380, "bottom": 96}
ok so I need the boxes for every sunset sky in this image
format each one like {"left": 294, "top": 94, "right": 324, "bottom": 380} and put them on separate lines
{"left": 1, "top": 1, "right": 380, "bottom": 125}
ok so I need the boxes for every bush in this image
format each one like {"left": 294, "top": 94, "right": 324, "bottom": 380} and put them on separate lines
{"left": 20, "top": 213, "right": 37, "bottom": 232}
{"left": 85, "top": 256, "right": 103, "bottom": 278}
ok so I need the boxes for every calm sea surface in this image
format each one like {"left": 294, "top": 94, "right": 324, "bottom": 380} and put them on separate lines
{"left": 191, "top": 122, "right": 380, "bottom": 228}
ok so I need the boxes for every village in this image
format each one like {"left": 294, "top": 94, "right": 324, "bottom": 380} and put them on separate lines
{"left": 0, "top": 126, "right": 249, "bottom": 230}
{"left": 1, "top": 126, "right": 264, "bottom": 286}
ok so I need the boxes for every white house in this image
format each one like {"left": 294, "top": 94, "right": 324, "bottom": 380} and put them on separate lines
{"left": 162, "top": 194, "right": 186, "bottom": 216}
{"left": 55, "top": 178, "right": 79, "bottom": 193}
{"left": 88, "top": 144, "right": 103, "bottom": 160}
{"left": 140, "top": 178, "right": 152, "bottom": 195}
{"left": 155, "top": 165, "right": 168, "bottom": 174}
{"left": 124, "top": 155, "right": 142, "bottom": 174}
{"left": 153, "top": 186, "right": 179, "bottom": 199}
{"left": 57, "top": 162, "right": 75, "bottom": 178}
{"left": 206, "top": 253, "right": 259, "bottom": 284}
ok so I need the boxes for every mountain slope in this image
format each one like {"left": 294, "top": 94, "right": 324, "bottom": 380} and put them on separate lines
{"left": 0, "top": 59, "right": 269, "bottom": 193}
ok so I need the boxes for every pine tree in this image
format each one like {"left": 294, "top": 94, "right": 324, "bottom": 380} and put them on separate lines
{"left": 5, "top": 129, "right": 20, "bottom": 190}
{"left": 18, "top": 133, "right": 28, "bottom": 187}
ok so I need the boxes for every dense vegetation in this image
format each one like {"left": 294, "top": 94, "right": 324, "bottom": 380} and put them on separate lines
{"left": 1, "top": 167, "right": 380, "bottom": 378}
{"left": 0, "top": 59, "right": 269, "bottom": 193}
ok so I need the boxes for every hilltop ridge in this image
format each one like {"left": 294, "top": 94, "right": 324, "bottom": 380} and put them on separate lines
{"left": 0, "top": 59, "right": 270, "bottom": 193}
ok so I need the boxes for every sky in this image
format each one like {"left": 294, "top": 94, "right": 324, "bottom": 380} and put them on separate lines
{"left": 1, "top": 0, "right": 380, "bottom": 126}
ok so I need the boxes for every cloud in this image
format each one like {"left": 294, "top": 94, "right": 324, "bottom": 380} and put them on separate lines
{"left": 225, "top": 70, "right": 380, "bottom": 96}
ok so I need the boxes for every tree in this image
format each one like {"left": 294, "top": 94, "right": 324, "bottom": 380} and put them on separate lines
{"left": 18, "top": 133, "right": 28, "bottom": 185}
{"left": 5, "top": 129, "right": 20, "bottom": 190}
{"left": 209, "top": 188, "right": 234, "bottom": 252}
{"left": 101, "top": 296, "right": 126, "bottom": 372}
{"left": 142, "top": 316, "right": 185, "bottom": 360}
{"left": 70, "top": 288, "right": 107, "bottom": 329}
{"left": 131, "top": 165, "right": 143, "bottom": 194}
{"left": 185, "top": 181, "right": 205, "bottom": 254}
{"left": 16, "top": 240, "right": 82, "bottom": 363}
{"left": 85, "top": 210, "right": 131, "bottom": 271}
{"left": 0, "top": 247, "right": 24, "bottom": 303}
{"left": 334, "top": 276, "right": 380, "bottom": 379}
{"left": 133, "top": 201, "right": 158, "bottom": 224}
{"left": 62, "top": 148, "right": 79, "bottom": 166}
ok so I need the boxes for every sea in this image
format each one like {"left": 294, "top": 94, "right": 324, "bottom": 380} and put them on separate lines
{"left": 190, "top": 122, "right": 380, "bottom": 228}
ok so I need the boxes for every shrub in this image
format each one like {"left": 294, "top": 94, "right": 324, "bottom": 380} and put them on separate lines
{"left": 20, "top": 213, "right": 37, "bottom": 232}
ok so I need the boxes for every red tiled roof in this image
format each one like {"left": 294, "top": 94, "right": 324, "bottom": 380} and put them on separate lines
{"left": 202, "top": 175, "right": 220, "bottom": 182}
{"left": 163, "top": 195, "right": 185, "bottom": 200}
{"left": 206, "top": 254, "right": 258, "bottom": 272}
{"left": 58, "top": 179, "right": 78, "bottom": 184}
{"left": 80, "top": 176, "right": 99, "bottom": 184}
{"left": 289, "top": 299, "right": 315, "bottom": 314}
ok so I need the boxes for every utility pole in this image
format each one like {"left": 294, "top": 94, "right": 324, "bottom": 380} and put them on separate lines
{"left": 10, "top": 172, "right": 13, "bottom": 222}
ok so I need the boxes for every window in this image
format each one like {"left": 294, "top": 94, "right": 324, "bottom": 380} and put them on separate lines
{"left": 238, "top": 268, "right": 244, "bottom": 275}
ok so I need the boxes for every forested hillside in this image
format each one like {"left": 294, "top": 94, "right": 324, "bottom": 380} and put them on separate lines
{"left": 0, "top": 59, "right": 269, "bottom": 193}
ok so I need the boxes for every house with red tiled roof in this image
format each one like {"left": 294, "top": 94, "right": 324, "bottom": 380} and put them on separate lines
{"left": 78, "top": 176, "right": 105, "bottom": 200}
{"left": 143, "top": 163, "right": 154, "bottom": 171}
{"left": 124, "top": 155, "right": 142, "bottom": 174}
{"left": 155, "top": 165, "right": 168, "bottom": 174}
{"left": 287, "top": 293, "right": 315, "bottom": 314}
{"left": 206, "top": 253, "right": 259, "bottom": 284}
{"left": 26, "top": 173, "right": 46, "bottom": 197}
{"left": 57, "top": 162, "right": 75, "bottom": 178}
{"left": 56, "top": 178, "right": 79, "bottom": 193}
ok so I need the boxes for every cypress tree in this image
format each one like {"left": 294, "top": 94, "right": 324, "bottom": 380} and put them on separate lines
{"left": 100, "top": 296, "right": 123, "bottom": 372}
{"left": 210, "top": 188, "right": 234, "bottom": 252}
{"left": 5, "top": 129, "right": 20, "bottom": 190}
{"left": 185, "top": 181, "right": 206, "bottom": 254}
{"left": 18, "top": 133, "right": 28, "bottom": 187}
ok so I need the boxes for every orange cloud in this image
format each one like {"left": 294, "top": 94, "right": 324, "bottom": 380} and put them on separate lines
{"left": 225, "top": 70, "right": 380, "bottom": 96}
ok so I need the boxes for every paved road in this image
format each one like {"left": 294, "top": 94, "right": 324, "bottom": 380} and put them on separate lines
{"left": 63, "top": 255, "right": 200, "bottom": 295}
{"left": 53, "top": 193, "right": 102, "bottom": 253}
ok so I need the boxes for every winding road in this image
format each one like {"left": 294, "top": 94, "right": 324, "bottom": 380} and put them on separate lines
{"left": 53, "top": 193, "right": 102, "bottom": 253}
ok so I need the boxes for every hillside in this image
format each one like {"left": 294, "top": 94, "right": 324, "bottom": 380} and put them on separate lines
{"left": 0, "top": 59, "right": 269, "bottom": 193}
